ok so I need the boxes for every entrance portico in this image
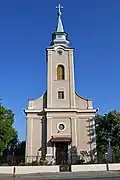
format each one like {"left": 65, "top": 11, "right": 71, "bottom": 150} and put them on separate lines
{"left": 50, "top": 137, "right": 72, "bottom": 165}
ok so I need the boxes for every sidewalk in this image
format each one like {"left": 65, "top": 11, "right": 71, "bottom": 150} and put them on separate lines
{"left": 0, "top": 171, "right": 120, "bottom": 180}
{"left": 18, "top": 171, "right": 120, "bottom": 179}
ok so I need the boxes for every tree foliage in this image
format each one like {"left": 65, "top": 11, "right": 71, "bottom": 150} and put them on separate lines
{"left": 0, "top": 105, "right": 17, "bottom": 157}
{"left": 12, "top": 141, "right": 25, "bottom": 157}
{"left": 95, "top": 110, "right": 120, "bottom": 163}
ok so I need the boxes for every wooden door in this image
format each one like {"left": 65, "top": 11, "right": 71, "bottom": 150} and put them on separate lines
{"left": 55, "top": 142, "right": 68, "bottom": 165}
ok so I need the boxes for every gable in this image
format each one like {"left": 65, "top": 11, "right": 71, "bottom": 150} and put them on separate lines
{"left": 75, "top": 92, "right": 93, "bottom": 110}
{"left": 28, "top": 91, "right": 47, "bottom": 110}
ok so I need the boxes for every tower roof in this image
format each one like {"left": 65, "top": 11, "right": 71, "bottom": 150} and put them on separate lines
{"left": 56, "top": 4, "right": 64, "bottom": 32}
{"left": 50, "top": 4, "right": 70, "bottom": 47}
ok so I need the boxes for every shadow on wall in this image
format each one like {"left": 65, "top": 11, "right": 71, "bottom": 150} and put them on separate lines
{"left": 68, "top": 146, "right": 93, "bottom": 165}
{"left": 68, "top": 146, "right": 81, "bottom": 165}
{"left": 86, "top": 118, "right": 97, "bottom": 163}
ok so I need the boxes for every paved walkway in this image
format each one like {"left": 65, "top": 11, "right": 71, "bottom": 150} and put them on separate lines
{"left": 0, "top": 171, "right": 120, "bottom": 180}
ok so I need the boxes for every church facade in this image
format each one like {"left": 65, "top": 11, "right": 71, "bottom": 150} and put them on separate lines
{"left": 24, "top": 5, "right": 97, "bottom": 165}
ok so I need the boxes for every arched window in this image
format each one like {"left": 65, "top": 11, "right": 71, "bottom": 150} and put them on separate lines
{"left": 57, "top": 65, "right": 65, "bottom": 80}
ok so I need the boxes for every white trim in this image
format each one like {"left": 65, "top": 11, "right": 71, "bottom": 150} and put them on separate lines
{"left": 46, "top": 116, "right": 52, "bottom": 119}
{"left": 71, "top": 52, "right": 76, "bottom": 108}
{"left": 44, "top": 108, "right": 97, "bottom": 113}
{"left": 51, "top": 118, "right": 52, "bottom": 140}
{"left": 24, "top": 108, "right": 97, "bottom": 113}
{"left": 53, "top": 46, "right": 66, "bottom": 51}
{"left": 26, "top": 118, "right": 28, "bottom": 157}
{"left": 57, "top": 122, "right": 66, "bottom": 132}
{"left": 47, "top": 46, "right": 73, "bottom": 51}
{"left": 53, "top": 134, "right": 71, "bottom": 138}
{"left": 31, "top": 118, "right": 33, "bottom": 157}
{"left": 75, "top": 118, "right": 77, "bottom": 147}
{"left": 24, "top": 109, "right": 43, "bottom": 113}
{"left": 40, "top": 118, "right": 41, "bottom": 153}
{"left": 51, "top": 54, "right": 52, "bottom": 107}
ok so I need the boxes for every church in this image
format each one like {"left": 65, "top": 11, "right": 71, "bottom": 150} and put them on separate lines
{"left": 24, "top": 4, "right": 97, "bottom": 165}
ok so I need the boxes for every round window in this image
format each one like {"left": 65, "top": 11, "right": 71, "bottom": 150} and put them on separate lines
{"left": 58, "top": 123, "right": 65, "bottom": 131}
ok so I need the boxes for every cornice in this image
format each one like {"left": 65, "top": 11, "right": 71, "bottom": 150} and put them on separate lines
{"left": 24, "top": 108, "right": 97, "bottom": 113}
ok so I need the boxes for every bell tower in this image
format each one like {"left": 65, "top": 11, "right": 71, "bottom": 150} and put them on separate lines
{"left": 46, "top": 4, "right": 76, "bottom": 109}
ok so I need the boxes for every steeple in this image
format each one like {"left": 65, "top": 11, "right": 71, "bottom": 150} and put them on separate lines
{"left": 56, "top": 4, "right": 64, "bottom": 32}
{"left": 50, "top": 4, "right": 70, "bottom": 47}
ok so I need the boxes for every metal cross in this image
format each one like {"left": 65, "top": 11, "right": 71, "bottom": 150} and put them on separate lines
{"left": 56, "top": 4, "right": 63, "bottom": 15}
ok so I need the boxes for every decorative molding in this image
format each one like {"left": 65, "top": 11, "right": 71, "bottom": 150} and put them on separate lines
{"left": 44, "top": 108, "right": 97, "bottom": 113}
{"left": 25, "top": 108, "right": 93, "bottom": 113}
{"left": 24, "top": 109, "right": 43, "bottom": 113}
{"left": 53, "top": 134, "right": 71, "bottom": 138}
{"left": 46, "top": 116, "right": 52, "bottom": 119}
{"left": 46, "top": 49, "right": 53, "bottom": 55}
{"left": 54, "top": 46, "right": 66, "bottom": 51}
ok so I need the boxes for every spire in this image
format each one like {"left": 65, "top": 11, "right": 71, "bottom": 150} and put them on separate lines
{"left": 56, "top": 4, "right": 64, "bottom": 32}
{"left": 50, "top": 4, "right": 70, "bottom": 47}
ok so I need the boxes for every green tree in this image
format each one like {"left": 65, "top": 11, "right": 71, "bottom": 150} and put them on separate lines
{"left": 0, "top": 105, "right": 17, "bottom": 159}
{"left": 95, "top": 110, "right": 120, "bottom": 163}
{"left": 14, "top": 141, "right": 25, "bottom": 157}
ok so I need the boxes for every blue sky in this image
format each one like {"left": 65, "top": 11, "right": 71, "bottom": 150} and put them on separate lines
{"left": 0, "top": 0, "right": 120, "bottom": 140}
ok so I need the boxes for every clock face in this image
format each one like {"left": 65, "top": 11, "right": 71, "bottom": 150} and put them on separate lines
{"left": 57, "top": 48, "right": 63, "bottom": 55}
